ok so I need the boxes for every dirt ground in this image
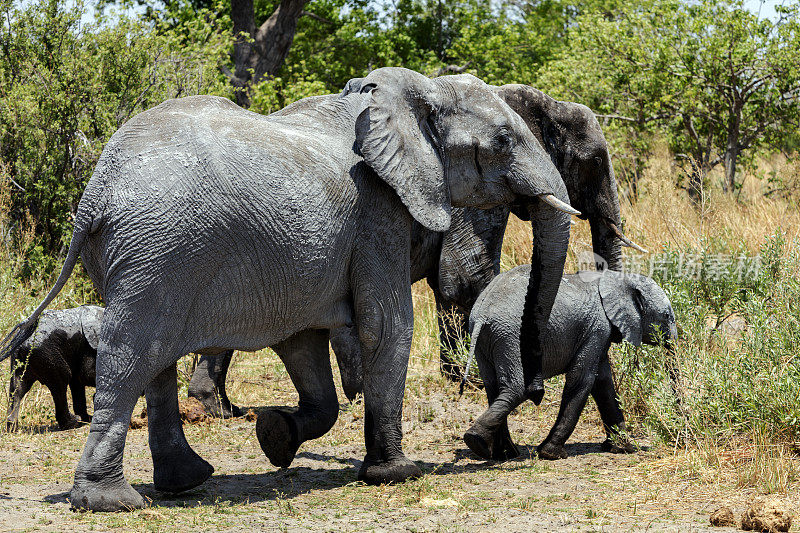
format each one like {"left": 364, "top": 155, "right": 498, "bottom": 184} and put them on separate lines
{"left": 0, "top": 349, "right": 796, "bottom": 532}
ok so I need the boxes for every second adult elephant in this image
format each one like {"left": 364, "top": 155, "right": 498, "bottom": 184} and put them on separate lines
{"left": 1, "top": 67, "right": 575, "bottom": 511}
{"left": 189, "top": 84, "right": 645, "bottom": 412}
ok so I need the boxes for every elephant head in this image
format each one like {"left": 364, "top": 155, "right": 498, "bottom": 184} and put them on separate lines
{"left": 598, "top": 272, "right": 677, "bottom": 347}
{"left": 496, "top": 85, "right": 646, "bottom": 272}
{"left": 598, "top": 271, "right": 681, "bottom": 404}
{"left": 350, "top": 68, "right": 578, "bottom": 401}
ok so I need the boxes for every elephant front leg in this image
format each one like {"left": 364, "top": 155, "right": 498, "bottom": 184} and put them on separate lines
{"left": 46, "top": 378, "right": 81, "bottom": 430}
{"left": 188, "top": 351, "right": 241, "bottom": 418}
{"left": 256, "top": 329, "right": 339, "bottom": 468}
{"left": 70, "top": 377, "right": 91, "bottom": 423}
{"left": 355, "top": 293, "right": 421, "bottom": 485}
{"left": 147, "top": 363, "right": 214, "bottom": 492}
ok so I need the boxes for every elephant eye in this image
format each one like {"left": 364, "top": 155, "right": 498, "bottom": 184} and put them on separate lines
{"left": 594, "top": 156, "right": 603, "bottom": 166}
{"left": 494, "top": 131, "right": 514, "bottom": 154}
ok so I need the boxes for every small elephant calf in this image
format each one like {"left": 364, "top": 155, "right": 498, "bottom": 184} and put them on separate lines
{"left": 2, "top": 305, "right": 103, "bottom": 430}
{"left": 463, "top": 267, "right": 676, "bottom": 461}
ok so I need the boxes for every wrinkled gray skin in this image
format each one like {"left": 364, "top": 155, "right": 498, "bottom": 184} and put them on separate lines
{"left": 0, "top": 67, "right": 572, "bottom": 512}
{"left": 190, "top": 83, "right": 624, "bottom": 412}
{"left": 463, "top": 267, "right": 677, "bottom": 461}
{"left": 2, "top": 306, "right": 103, "bottom": 430}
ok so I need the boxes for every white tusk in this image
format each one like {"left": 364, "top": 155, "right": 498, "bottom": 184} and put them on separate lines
{"left": 607, "top": 222, "right": 648, "bottom": 253}
{"left": 539, "top": 194, "right": 581, "bottom": 216}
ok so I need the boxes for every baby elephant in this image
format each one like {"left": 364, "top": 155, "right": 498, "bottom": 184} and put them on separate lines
{"left": 2, "top": 305, "right": 103, "bottom": 430}
{"left": 463, "top": 267, "right": 676, "bottom": 461}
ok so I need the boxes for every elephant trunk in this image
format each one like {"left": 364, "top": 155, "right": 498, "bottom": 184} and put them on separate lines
{"left": 520, "top": 198, "right": 571, "bottom": 405}
{"left": 589, "top": 217, "right": 623, "bottom": 272}
{"left": 585, "top": 158, "right": 645, "bottom": 271}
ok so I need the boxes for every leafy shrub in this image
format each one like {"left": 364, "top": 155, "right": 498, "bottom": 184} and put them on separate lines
{"left": 0, "top": 0, "right": 231, "bottom": 277}
{"left": 613, "top": 231, "right": 800, "bottom": 445}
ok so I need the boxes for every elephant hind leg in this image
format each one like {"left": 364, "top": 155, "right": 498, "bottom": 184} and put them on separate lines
{"left": 148, "top": 362, "right": 214, "bottom": 492}
{"left": 464, "top": 330, "right": 524, "bottom": 461}
{"left": 537, "top": 354, "right": 598, "bottom": 460}
{"left": 45, "top": 378, "right": 81, "bottom": 430}
{"left": 591, "top": 357, "right": 636, "bottom": 454}
{"left": 257, "top": 329, "right": 338, "bottom": 468}
{"left": 70, "top": 309, "right": 182, "bottom": 512}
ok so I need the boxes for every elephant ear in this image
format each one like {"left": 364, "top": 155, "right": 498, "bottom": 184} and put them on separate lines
{"left": 339, "top": 77, "right": 364, "bottom": 97}
{"left": 599, "top": 272, "right": 643, "bottom": 346}
{"left": 355, "top": 67, "right": 450, "bottom": 232}
{"left": 79, "top": 306, "right": 104, "bottom": 350}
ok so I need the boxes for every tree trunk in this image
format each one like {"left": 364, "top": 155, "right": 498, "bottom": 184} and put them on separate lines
{"left": 723, "top": 143, "right": 739, "bottom": 194}
{"left": 722, "top": 107, "right": 741, "bottom": 193}
{"left": 230, "top": 0, "right": 309, "bottom": 108}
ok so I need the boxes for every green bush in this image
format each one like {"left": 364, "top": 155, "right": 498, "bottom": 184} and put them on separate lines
{"left": 614, "top": 231, "right": 800, "bottom": 446}
{"left": 0, "top": 0, "right": 231, "bottom": 278}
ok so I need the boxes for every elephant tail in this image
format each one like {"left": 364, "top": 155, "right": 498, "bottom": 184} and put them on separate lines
{"left": 0, "top": 197, "right": 98, "bottom": 364}
{"left": 459, "top": 320, "right": 484, "bottom": 395}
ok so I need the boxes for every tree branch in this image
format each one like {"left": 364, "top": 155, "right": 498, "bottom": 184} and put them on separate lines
{"left": 301, "top": 10, "right": 334, "bottom": 25}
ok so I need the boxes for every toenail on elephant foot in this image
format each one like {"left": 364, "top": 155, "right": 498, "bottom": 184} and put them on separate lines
{"left": 153, "top": 449, "right": 214, "bottom": 493}
{"left": 70, "top": 477, "right": 144, "bottom": 512}
{"left": 357, "top": 456, "right": 421, "bottom": 485}
{"left": 537, "top": 442, "right": 568, "bottom": 460}
{"left": 256, "top": 408, "right": 300, "bottom": 468}
{"left": 463, "top": 425, "right": 494, "bottom": 460}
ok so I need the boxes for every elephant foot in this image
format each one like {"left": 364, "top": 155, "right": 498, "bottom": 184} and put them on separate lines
{"left": 78, "top": 413, "right": 93, "bottom": 424}
{"left": 188, "top": 389, "right": 242, "bottom": 419}
{"left": 601, "top": 436, "right": 638, "bottom": 454}
{"left": 463, "top": 426, "right": 520, "bottom": 461}
{"left": 153, "top": 448, "right": 214, "bottom": 493}
{"left": 70, "top": 475, "right": 144, "bottom": 512}
{"left": 463, "top": 424, "right": 493, "bottom": 460}
{"left": 57, "top": 414, "right": 83, "bottom": 431}
{"left": 493, "top": 427, "right": 521, "bottom": 461}
{"left": 256, "top": 408, "right": 301, "bottom": 468}
{"left": 358, "top": 456, "right": 421, "bottom": 485}
{"left": 536, "top": 441, "right": 567, "bottom": 460}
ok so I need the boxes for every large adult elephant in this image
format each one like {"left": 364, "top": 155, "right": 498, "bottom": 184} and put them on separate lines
{"left": 188, "top": 83, "right": 645, "bottom": 413}
{"left": 0, "top": 68, "right": 576, "bottom": 512}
